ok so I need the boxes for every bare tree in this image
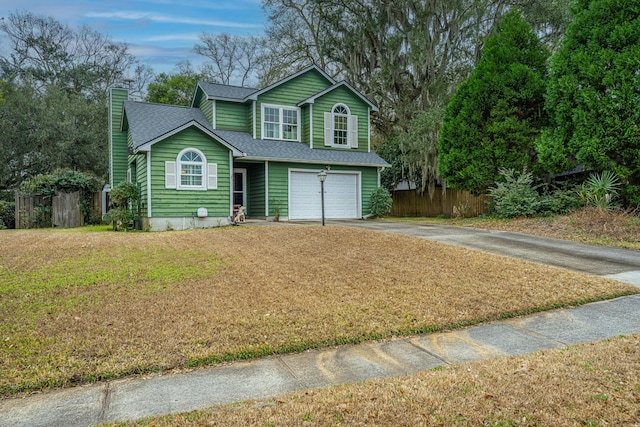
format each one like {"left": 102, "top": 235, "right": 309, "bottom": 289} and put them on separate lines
{"left": 194, "top": 33, "right": 264, "bottom": 87}
{"left": 260, "top": 0, "right": 341, "bottom": 85}
{"left": 0, "top": 11, "right": 139, "bottom": 98}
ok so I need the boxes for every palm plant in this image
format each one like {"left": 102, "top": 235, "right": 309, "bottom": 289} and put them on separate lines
{"left": 578, "top": 171, "right": 621, "bottom": 210}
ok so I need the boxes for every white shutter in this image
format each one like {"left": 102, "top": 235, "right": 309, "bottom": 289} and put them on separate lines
{"left": 349, "top": 115, "right": 358, "bottom": 148}
{"left": 165, "top": 161, "right": 176, "bottom": 189}
{"left": 126, "top": 167, "right": 132, "bottom": 183}
{"left": 324, "top": 112, "right": 332, "bottom": 146}
{"left": 207, "top": 163, "right": 218, "bottom": 190}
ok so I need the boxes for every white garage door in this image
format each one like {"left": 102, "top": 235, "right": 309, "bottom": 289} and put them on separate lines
{"left": 289, "top": 171, "right": 359, "bottom": 220}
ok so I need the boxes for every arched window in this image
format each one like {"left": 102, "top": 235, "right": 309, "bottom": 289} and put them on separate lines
{"left": 332, "top": 104, "right": 350, "bottom": 146}
{"left": 178, "top": 148, "right": 205, "bottom": 189}
{"left": 165, "top": 148, "right": 216, "bottom": 191}
{"left": 324, "top": 104, "right": 358, "bottom": 148}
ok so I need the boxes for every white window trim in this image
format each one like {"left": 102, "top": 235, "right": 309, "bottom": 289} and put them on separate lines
{"left": 176, "top": 147, "right": 207, "bottom": 191}
{"left": 261, "top": 103, "right": 301, "bottom": 142}
{"left": 325, "top": 103, "right": 358, "bottom": 149}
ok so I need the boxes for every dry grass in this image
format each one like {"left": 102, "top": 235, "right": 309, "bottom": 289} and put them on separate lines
{"left": 395, "top": 207, "right": 640, "bottom": 250}
{"left": 479, "top": 208, "right": 640, "bottom": 250}
{"left": 1, "top": 225, "right": 636, "bottom": 397}
{"left": 111, "top": 333, "right": 640, "bottom": 426}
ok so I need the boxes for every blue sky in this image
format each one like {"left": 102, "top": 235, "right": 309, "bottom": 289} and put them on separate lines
{"left": 0, "top": 0, "right": 267, "bottom": 74}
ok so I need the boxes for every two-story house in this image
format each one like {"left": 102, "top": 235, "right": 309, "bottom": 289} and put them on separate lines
{"left": 109, "top": 64, "right": 389, "bottom": 230}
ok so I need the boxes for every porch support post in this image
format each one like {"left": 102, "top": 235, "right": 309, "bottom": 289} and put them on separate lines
{"left": 229, "top": 151, "right": 234, "bottom": 217}
{"left": 265, "top": 161, "right": 269, "bottom": 217}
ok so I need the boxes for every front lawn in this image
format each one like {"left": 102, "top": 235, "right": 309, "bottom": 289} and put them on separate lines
{"left": 1, "top": 225, "right": 636, "bottom": 396}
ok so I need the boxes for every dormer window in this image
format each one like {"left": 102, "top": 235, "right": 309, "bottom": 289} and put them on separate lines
{"left": 262, "top": 104, "right": 300, "bottom": 141}
{"left": 324, "top": 103, "right": 358, "bottom": 149}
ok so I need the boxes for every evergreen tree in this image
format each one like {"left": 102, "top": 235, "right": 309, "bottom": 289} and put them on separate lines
{"left": 439, "top": 11, "right": 549, "bottom": 193}
{"left": 146, "top": 73, "right": 201, "bottom": 106}
{"left": 537, "top": 0, "right": 640, "bottom": 204}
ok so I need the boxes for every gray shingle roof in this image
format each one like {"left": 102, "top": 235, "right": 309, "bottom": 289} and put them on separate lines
{"left": 197, "top": 81, "right": 258, "bottom": 101}
{"left": 212, "top": 130, "right": 389, "bottom": 167}
{"left": 124, "top": 102, "right": 389, "bottom": 167}
{"left": 124, "top": 101, "right": 218, "bottom": 149}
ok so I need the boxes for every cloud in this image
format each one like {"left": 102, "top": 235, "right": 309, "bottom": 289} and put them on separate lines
{"left": 86, "top": 11, "right": 263, "bottom": 29}
{"left": 139, "top": 0, "right": 262, "bottom": 11}
{"left": 127, "top": 43, "right": 192, "bottom": 58}
{"left": 143, "top": 33, "right": 201, "bottom": 42}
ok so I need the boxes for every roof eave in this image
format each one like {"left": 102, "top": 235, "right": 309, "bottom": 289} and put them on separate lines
{"left": 296, "top": 80, "right": 379, "bottom": 111}
{"left": 207, "top": 96, "right": 248, "bottom": 103}
{"left": 134, "top": 121, "right": 244, "bottom": 156}
{"left": 236, "top": 155, "right": 389, "bottom": 168}
{"left": 245, "top": 64, "right": 336, "bottom": 101}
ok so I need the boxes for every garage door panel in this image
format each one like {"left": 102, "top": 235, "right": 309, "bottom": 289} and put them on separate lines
{"left": 289, "top": 171, "right": 359, "bottom": 220}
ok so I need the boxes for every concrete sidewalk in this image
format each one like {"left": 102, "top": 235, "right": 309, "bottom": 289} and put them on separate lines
{"left": 2, "top": 221, "right": 639, "bottom": 427}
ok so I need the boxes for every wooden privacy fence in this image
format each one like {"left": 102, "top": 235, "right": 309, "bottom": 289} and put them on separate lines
{"left": 15, "top": 191, "right": 102, "bottom": 229}
{"left": 391, "top": 188, "right": 487, "bottom": 217}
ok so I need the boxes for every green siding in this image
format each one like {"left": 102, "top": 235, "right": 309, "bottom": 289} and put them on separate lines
{"left": 312, "top": 85, "right": 370, "bottom": 153}
{"left": 360, "top": 167, "right": 378, "bottom": 217}
{"left": 136, "top": 153, "right": 148, "bottom": 216}
{"left": 267, "top": 162, "right": 289, "bottom": 217}
{"left": 216, "top": 100, "right": 249, "bottom": 131}
{"left": 248, "top": 101, "right": 255, "bottom": 137}
{"left": 266, "top": 162, "right": 379, "bottom": 217}
{"left": 256, "top": 69, "right": 332, "bottom": 140}
{"left": 150, "top": 127, "right": 231, "bottom": 217}
{"left": 110, "top": 88, "right": 129, "bottom": 187}
{"left": 301, "top": 106, "right": 310, "bottom": 145}
{"left": 200, "top": 99, "right": 213, "bottom": 125}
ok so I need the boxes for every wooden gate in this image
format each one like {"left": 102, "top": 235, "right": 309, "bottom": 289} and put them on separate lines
{"left": 53, "top": 192, "right": 82, "bottom": 228}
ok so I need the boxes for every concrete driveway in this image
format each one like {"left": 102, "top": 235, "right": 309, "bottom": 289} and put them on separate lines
{"left": 335, "top": 220, "right": 640, "bottom": 287}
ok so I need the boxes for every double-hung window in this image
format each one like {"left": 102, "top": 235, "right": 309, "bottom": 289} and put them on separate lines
{"left": 262, "top": 104, "right": 300, "bottom": 141}
{"left": 332, "top": 105, "right": 349, "bottom": 146}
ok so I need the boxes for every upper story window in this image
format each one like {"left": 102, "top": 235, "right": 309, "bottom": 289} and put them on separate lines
{"left": 332, "top": 105, "right": 349, "bottom": 146}
{"left": 262, "top": 104, "right": 300, "bottom": 141}
{"left": 324, "top": 103, "right": 358, "bottom": 149}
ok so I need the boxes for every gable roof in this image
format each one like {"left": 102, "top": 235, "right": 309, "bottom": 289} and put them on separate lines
{"left": 122, "top": 101, "right": 242, "bottom": 155}
{"left": 246, "top": 64, "right": 336, "bottom": 101}
{"left": 297, "top": 80, "right": 379, "bottom": 112}
{"left": 196, "top": 81, "right": 259, "bottom": 102}
{"left": 192, "top": 65, "right": 367, "bottom": 110}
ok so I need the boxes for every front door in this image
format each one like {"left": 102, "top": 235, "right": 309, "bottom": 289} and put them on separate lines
{"left": 233, "top": 168, "right": 247, "bottom": 207}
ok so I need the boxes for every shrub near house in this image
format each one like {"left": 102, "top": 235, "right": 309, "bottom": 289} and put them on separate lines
{"left": 109, "top": 65, "right": 389, "bottom": 230}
